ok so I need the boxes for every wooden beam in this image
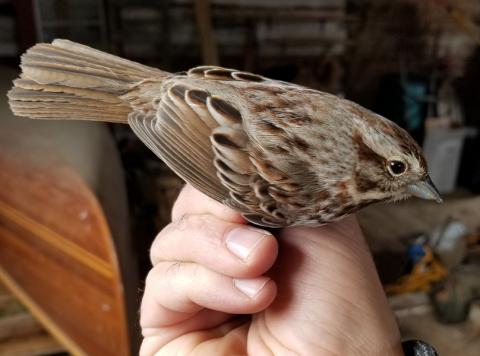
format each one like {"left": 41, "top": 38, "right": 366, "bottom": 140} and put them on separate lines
{"left": 194, "top": 0, "right": 219, "bottom": 65}
{"left": 212, "top": 6, "right": 350, "bottom": 21}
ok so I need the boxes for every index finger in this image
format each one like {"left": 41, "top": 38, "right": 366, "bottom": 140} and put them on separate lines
{"left": 171, "top": 184, "right": 245, "bottom": 224}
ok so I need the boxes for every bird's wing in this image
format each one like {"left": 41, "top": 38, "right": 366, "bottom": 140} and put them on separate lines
{"left": 128, "top": 84, "right": 228, "bottom": 203}
{"left": 128, "top": 70, "right": 294, "bottom": 227}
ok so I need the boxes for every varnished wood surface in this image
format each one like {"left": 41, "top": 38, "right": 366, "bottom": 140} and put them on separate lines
{"left": 0, "top": 122, "right": 131, "bottom": 355}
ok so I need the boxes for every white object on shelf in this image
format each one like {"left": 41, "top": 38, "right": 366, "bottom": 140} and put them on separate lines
{"left": 423, "top": 126, "right": 476, "bottom": 194}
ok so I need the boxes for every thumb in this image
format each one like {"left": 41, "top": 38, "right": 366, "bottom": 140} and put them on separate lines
{"left": 263, "top": 216, "right": 402, "bottom": 354}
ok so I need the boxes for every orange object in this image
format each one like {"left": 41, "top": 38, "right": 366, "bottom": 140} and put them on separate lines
{"left": 385, "top": 246, "right": 448, "bottom": 295}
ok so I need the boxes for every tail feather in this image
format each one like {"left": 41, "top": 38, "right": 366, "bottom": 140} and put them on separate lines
{"left": 8, "top": 39, "right": 169, "bottom": 123}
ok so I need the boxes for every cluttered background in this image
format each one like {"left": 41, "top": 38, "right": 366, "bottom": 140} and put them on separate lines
{"left": 0, "top": 0, "right": 479, "bottom": 355}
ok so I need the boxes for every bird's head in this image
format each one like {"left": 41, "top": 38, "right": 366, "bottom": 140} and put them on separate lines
{"left": 352, "top": 115, "right": 442, "bottom": 204}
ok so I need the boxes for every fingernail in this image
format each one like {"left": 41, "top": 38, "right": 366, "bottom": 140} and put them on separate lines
{"left": 226, "top": 227, "right": 270, "bottom": 261}
{"left": 233, "top": 277, "right": 270, "bottom": 298}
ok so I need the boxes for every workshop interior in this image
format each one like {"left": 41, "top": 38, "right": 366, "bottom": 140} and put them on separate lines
{"left": 0, "top": 0, "right": 479, "bottom": 355}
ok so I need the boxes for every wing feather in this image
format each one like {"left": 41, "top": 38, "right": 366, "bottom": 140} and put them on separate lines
{"left": 129, "top": 110, "right": 225, "bottom": 201}
{"left": 128, "top": 76, "right": 294, "bottom": 227}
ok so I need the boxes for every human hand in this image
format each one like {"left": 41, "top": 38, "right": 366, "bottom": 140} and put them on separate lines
{"left": 140, "top": 185, "right": 403, "bottom": 355}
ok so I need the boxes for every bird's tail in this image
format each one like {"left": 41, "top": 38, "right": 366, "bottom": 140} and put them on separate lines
{"left": 7, "top": 39, "right": 169, "bottom": 124}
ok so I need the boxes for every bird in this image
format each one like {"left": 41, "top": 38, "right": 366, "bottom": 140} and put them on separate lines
{"left": 7, "top": 39, "right": 442, "bottom": 228}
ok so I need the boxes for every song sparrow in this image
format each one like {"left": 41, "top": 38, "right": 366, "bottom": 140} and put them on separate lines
{"left": 8, "top": 40, "right": 441, "bottom": 227}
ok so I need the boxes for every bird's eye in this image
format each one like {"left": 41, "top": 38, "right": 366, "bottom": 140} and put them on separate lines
{"left": 388, "top": 160, "right": 407, "bottom": 176}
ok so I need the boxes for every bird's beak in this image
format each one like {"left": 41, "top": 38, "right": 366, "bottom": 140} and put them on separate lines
{"left": 407, "top": 176, "right": 443, "bottom": 203}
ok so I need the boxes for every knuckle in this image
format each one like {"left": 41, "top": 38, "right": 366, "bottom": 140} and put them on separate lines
{"left": 173, "top": 213, "right": 206, "bottom": 232}
{"left": 165, "top": 261, "right": 184, "bottom": 278}
{"left": 173, "top": 213, "right": 192, "bottom": 231}
{"left": 149, "top": 215, "right": 200, "bottom": 264}
{"left": 150, "top": 213, "right": 233, "bottom": 266}
{"left": 171, "top": 214, "right": 223, "bottom": 243}
{"left": 145, "top": 262, "right": 182, "bottom": 288}
{"left": 161, "top": 262, "right": 204, "bottom": 294}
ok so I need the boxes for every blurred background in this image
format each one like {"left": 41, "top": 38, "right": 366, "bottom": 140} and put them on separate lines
{"left": 0, "top": 0, "right": 479, "bottom": 355}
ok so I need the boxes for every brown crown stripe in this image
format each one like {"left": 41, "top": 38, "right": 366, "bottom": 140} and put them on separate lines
{"left": 233, "top": 72, "right": 264, "bottom": 82}
{"left": 209, "top": 97, "right": 242, "bottom": 123}
{"left": 187, "top": 89, "right": 208, "bottom": 105}
{"left": 353, "top": 131, "right": 385, "bottom": 166}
